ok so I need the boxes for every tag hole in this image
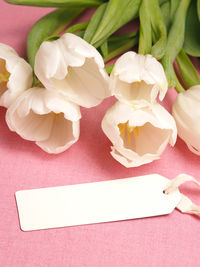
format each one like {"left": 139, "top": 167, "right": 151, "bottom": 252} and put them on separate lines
{"left": 163, "top": 189, "right": 167, "bottom": 195}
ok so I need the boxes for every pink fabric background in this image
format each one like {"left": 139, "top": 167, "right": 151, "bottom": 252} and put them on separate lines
{"left": 0, "top": 2, "right": 200, "bottom": 266}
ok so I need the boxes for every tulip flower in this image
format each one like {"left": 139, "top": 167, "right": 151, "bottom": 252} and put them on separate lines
{"left": 110, "top": 51, "right": 168, "bottom": 107}
{"left": 34, "top": 33, "right": 110, "bottom": 108}
{"left": 0, "top": 43, "right": 33, "bottom": 108}
{"left": 172, "top": 85, "right": 200, "bottom": 155}
{"left": 6, "top": 87, "right": 81, "bottom": 154}
{"left": 102, "top": 101, "right": 177, "bottom": 167}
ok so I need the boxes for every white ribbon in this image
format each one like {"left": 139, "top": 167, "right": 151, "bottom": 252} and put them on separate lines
{"left": 164, "top": 174, "right": 200, "bottom": 216}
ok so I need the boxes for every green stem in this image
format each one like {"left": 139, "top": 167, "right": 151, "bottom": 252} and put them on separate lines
{"left": 90, "top": 0, "right": 141, "bottom": 48}
{"left": 174, "top": 73, "right": 185, "bottom": 93}
{"left": 161, "top": 0, "right": 191, "bottom": 88}
{"left": 138, "top": 0, "right": 152, "bottom": 54}
{"left": 176, "top": 49, "right": 200, "bottom": 88}
{"left": 104, "top": 36, "right": 138, "bottom": 63}
{"left": 150, "top": 0, "right": 167, "bottom": 59}
{"left": 5, "top": 0, "right": 103, "bottom": 7}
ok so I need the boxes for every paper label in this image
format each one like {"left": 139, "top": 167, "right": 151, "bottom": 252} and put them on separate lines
{"left": 15, "top": 174, "right": 181, "bottom": 231}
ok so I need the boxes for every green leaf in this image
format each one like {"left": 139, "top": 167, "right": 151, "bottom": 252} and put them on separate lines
{"left": 76, "top": 31, "right": 85, "bottom": 38}
{"left": 5, "top": 0, "right": 103, "bottom": 7}
{"left": 44, "top": 35, "right": 60, "bottom": 42}
{"left": 183, "top": 0, "right": 200, "bottom": 57}
{"left": 108, "top": 31, "right": 137, "bottom": 41}
{"left": 65, "top": 21, "right": 89, "bottom": 33}
{"left": 90, "top": 0, "right": 141, "bottom": 48}
{"left": 83, "top": 3, "right": 107, "bottom": 43}
{"left": 176, "top": 49, "right": 200, "bottom": 88}
{"left": 105, "top": 64, "right": 114, "bottom": 74}
{"left": 198, "top": 0, "right": 200, "bottom": 21}
{"left": 27, "top": 8, "right": 82, "bottom": 69}
{"left": 103, "top": 35, "right": 138, "bottom": 63}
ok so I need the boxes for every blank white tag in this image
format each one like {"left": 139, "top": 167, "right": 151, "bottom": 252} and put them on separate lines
{"left": 16, "top": 174, "right": 181, "bottom": 231}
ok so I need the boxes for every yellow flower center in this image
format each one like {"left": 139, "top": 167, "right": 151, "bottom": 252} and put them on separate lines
{"left": 66, "top": 66, "right": 71, "bottom": 77}
{"left": 50, "top": 112, "right": 60, "bottom": 121}
{"left": 118, "top": 121, "right": 139, "bottom": 144}
{"left": 0, "top": 59, "right": 10, "bottom": 89}
{"left": 135, "top": 81, "right": 139, "bottom": 88}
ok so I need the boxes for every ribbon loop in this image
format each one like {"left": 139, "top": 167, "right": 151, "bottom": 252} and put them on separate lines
{"left": 164, "top": 174, "right": 200, "bottom": 216}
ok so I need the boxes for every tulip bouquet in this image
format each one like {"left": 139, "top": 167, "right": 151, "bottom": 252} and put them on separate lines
{"left": 1, "top": 0, "right": 200, "bottom": 167}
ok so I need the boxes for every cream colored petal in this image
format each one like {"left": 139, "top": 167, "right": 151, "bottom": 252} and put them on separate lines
{"left": 6, "top": 87, "right": 81, "bottom": 153}
{"left": 0, "top": 43, "right": 17, "bottom": 57}
{"left": 143, "top": 54, "right": 168, "bottom": 100}
{"left": 186, "top": 143, "right": 200, "bottom": 156}
{"left": 110, "top": 147, "right": 159, "bottom": 168}
{"left": 172, "top": 85, "right": 200, "bottom": 154}
{"left": 61, "top": 33, "right": 104, "bottom": 68}
{"left": 0, "top": 45, "right": 33, "bottom": 108}
{"left": 35, "top": 39, "right": 83, "bottom": 81}
{"left": 102, "top": 101, "right": 177, "bottom": 167}
{"left": 150, "top": 103, "right": 177, "bottom": 145}
{"left": 36, "top": 115, "right": 80, "bottom": 154}
{"left": 35, "top": 33, "right": 110, "bottom": 108}
{"left": 6, "top": 89, "right": 54, "bottom": 141}
{"left": 110, "top": 51, "right": 168, "bottom": 104}
{"left": 1, "top": 59, "right": 33, "bottom": 108}
{"left": 7, "top": 108, "right": 54, "bottom": 141}
{"left": 51, "top": 58, "right": 109, "bottom": 108}
{"left": 114, "top": 123, "right": 171, "bottom": 161}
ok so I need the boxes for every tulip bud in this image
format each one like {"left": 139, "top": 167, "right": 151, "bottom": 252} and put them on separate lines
{"left": 110, "top": 51, "right": 168, "bottom": 107}
{"left": 35, "top": 33, "right": 110, "bottom": 108}
{"left": 172, "top": 85, "right": 200, "bottom": 155}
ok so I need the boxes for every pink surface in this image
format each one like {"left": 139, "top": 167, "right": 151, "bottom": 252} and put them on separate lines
{"left": 0, "top": 2, "right": 200, "bottom": 267}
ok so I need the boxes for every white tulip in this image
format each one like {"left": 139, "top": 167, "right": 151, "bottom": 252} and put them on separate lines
{"left": 0, "top": 43, "right": 33, "bottom": 108}
{"left": 34, "top": 33, "right": 110, "bottom": 108}
{"left": 110, "top": 51, "right": 168, "bottom": 107}
{"left": 172, "top": 85, "right": 200, "bottom": 155}
{"left": 6, "top": 88, "right": 81, "bottom": 154}
{"left": 102, "top": 101, "right": 177, "bottom": 167}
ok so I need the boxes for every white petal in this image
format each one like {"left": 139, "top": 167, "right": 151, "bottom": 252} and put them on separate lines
{"left": 0, "top": 43, "right": 33, "bottom": 108}
{"left": 36, "top": 117, "right": 80, "bottom": 154}
{"left": 0, "top": 43, "right": 17, "bottom": 57}
{"left": 102, "top": 101, "right": 177, "bottom": 167}
{"left": 172, "top": 85, "right": 200, "bottom": 154}
{"left": 35, "top": 33, "right": 110, "bottom": 108}
{"left": 110, "top": 147, "right": 159, "bottom": 168}
{"left": 6, "top": 87, "right": 81, "bottom": 153}
{"left": 186, "top": 142, "right": 200, "bottom": 155}
{"left": 110, "top": 51, "right": 168, "bottom": 105}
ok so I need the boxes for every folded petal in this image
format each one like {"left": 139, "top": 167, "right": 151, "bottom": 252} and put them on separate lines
{"left": 102, "top": 101, "right": 177, "bottom": 167}
{"left": 35, "top": 33, "right": 110, "bottom": 108}
{"left": 6, "top": 88, "right": 81, "bottom": 154}
{"left": 0, "top": 43, "right": 33, "bottom": 108}
{"left": 110, "top": 51, "right": 168, "bottom": 107}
